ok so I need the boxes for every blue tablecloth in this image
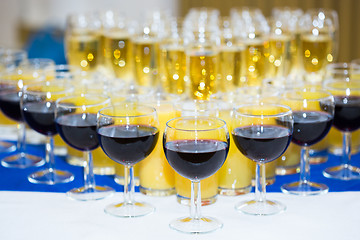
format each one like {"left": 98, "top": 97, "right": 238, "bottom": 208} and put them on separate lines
{"left": 0, "top": 140, "right": 359, "bottom": 193}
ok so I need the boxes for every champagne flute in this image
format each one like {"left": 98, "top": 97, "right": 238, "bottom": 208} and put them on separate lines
{"left": 163, "top": 116, "right": 229, "bottom": 233}
{"left": 22, "top": 80, "right": 74, "bottom": 184}
{"left": 281, "top": 88, "right": 334, "bottom": 195}
{"left": 323, "top": 78, "right": 360, "bottom": 180}
{"left": 56, "top": 94, "right": 114, "bottom": 200}
{"left": 232, "top": 103, "right": 293, "bottom": 216}
{"left": 97, "top": 103, "right": 159, "bottom": 217}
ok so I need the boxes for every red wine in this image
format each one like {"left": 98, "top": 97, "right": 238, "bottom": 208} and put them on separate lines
{"left": 56, "top": 113, "right": 99, "bottom": 151}
{"left": 333, "top": 96, "right": 360, "bottom": 132}
{"left": 23, "top": 102, "right": 58, "bottom": 136}
{"left": 0, "top": 92, "right": 22, "bottom": 121}
{"left": 164, "top": 140, "right": 228, "bottom": 181}
{"left": 98, "top": 125, "right": 159, "bottom": 165}
{"left": 292, "top": 111, "right": 332, "bottom": 146}
{"left": 232, "top": 125, "right": 291, "bottom": 163}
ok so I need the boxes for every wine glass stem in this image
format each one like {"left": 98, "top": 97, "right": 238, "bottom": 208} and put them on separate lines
{"left": 17, "top": 122, "right": 26, "bottom": 157}
{"left": 255, "top": 163, "right": 266, "bottom": 203}
{"left": 342, "top": 131, "right": 352, "bottom": 170}
{"left": 45, "top": 136, "right": 55, "bottom": 173}
{"left": 124, "top": 165, "right": 135, "bottom": 204}
{"left": 83, "top": 151, "right": 95, "bottom": 190}
{"left": 300, "top": 146, "right": 310, "bottom": 184}
{"left": 190, "top": 180, "right": 201, "bottom": 220}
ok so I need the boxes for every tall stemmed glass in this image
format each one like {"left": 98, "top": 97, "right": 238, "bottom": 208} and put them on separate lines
{"left": 232, "top": 103, "right": 293, "bottom": 216}
{"left": 22, "top": 80, "right": 75, "bottom": 184}
{"left": 323, "top": 79, "right": 360, "bottom": 180}
{"left": 56, "top": 94, "right": 114, "bottom": 200}
{"left": 97, "top": 103, "right": 159, "bottom": 217}
{"left": 0, "top": 74, "right": 45, "bottom": 168}
{"left": 281, "top": 88, "right": 334, "bottom": 195}
{"left": 163, "top": 116, "right": 229, "bottom": 234}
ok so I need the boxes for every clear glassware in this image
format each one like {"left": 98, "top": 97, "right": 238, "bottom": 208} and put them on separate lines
{"left": 22, "top": 80, "right": 74, "bottom": 184}
{"left": 232, "top": 103, "right": 293, "bottom": 216}
{"left": 98, "top": 103, "right": 159, "bottom": 217}
{"left": 281, "top": 88, "right": 334, "bottom": 195}
{"left": 323, "top": 78, "right": 360, "bottom": 180}
{"left": 164, "top": 116, "right": 229, "bottom": 234}
{"left": 56, "top": 94, "right": 114, "bottom": 200}
{"left": 0, "top": 66, "right": 45, "bottom": 168}
{"left": 299, "top": 9, "right": 339, "bottom": 84}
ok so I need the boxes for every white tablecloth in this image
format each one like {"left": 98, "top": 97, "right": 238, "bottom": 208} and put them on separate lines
{"left": 0, "top": 191, "right": 358, "bottom": 240}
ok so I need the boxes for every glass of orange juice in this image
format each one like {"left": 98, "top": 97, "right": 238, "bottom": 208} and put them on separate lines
{"left": 137, "top": 93, "right": 180, "bottom": 196}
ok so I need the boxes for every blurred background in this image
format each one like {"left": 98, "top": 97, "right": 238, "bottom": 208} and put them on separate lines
{"left": 0, "top": 0, "right": 359, "bottom": 63}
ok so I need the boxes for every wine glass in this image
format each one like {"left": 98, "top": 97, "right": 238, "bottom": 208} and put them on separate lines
{"left": 97, "top": 103, "right": 159, "bottom": 217}
{"left": 323, "top": 78, "right": 360, "bottom": 180}
{"left": 232, "top": 103, "right": 293, "bottom": 216}
{"left": 22, "top": 80, "right": 75, "bottom": 184}
{"left": 163, "top": 116, "right": 229, "bottom": 233}
{"left": 0, "top": 71, "right": 45, "bottom": 168}
{"left": 281, "top": 88, "right": 334, "bottom": 195}
{"left": 55, "top": 94, "right": 114, "bottom": 200}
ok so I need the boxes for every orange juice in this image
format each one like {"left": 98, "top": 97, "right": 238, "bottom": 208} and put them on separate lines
{"left": 328, "top": 127, "right": 360, "bottom": 155}
{"left": 276, "top": 142, "right": 300, "bottom": 175}
{"left": 139, "top": 105, "right": 176, "bottom": 196}
{"left": 175, "top": 172, "right": 218, "bottom": 206}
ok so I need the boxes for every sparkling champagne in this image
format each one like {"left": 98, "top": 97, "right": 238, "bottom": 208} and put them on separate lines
{"left": 219, "top": 46, "right": 246, "bottom": 91}
{"left": 159, "top": 45, "right": 186, "bottom": 94}
{"left": 243, "top": 39, "right": 267, "bottom": 86}
{"left": 289, "top": 32, "right": 302, "bottom": 76}
{"left": 265, "top": 35, "right": 291, "bottom": 78}
{"left": 188, "top": 52, "right": 219, "bottom": 100}
{"left": 104, "top": 31, "right": 134, "bottom": 81}
{"left": 301, "top": 33, "right": 333, "bottom": 74}
{"left": 133, "top": 38, "right": 160, "bottom": 87}
{"left": 66, "top": 33, "right": 100, "bottom": 71}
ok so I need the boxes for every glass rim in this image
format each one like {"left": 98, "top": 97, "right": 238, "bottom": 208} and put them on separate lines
{"left": 23, "top": 80, "right": 74, "bottom": 95}
{"left": 323, "top": 78, "right": 360, "bottom": 91}
{"left": 98, "top": 102, "right": 157, "bottom": 119}
{"left": 282, "top": 88, "right": 334, "bottom": 102}
{"left": 234, "top": 103, "right": 292, "bottom": 118}
{"left": 56, "top": 93, "right": 111, "bottom": 109}
{"left": 165, "top": 116, "right": 227, "bottom": 132}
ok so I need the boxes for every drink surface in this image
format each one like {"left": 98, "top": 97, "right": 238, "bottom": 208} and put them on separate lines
{"left": 98, "top": 125, "right": 159, "bottom": 165}
{"left": 232, "top": 125, "right": 291, "bottom": 163}
{"left": 164, "top": 139, "right": 228, "bottom": 181}
{"left": 292, "top": 111, "right": 333, "bottom": 146}
{"left": 56, "top": 113, "right": 99, "bottom": 151}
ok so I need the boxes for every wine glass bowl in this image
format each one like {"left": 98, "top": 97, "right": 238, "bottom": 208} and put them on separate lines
{"left": 163, "top": 116, "right": 229, "bottom": 234}
{"left": 97, "top": 103, "right": 159, "bottom": 217}
{"left": 232, "top": 103, "right": 293, "bottom": 216}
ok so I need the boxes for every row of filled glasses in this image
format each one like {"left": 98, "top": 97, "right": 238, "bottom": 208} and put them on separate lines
{"left": 65, "top": 7, "right": 339, "bottom": 99}
{"left": 0, "top": 67, "right": 359, "bottom": 234}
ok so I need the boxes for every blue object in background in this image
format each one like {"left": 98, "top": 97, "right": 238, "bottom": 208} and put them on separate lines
{"left": 24, "top": 27, "right": 67, "bottom": 65}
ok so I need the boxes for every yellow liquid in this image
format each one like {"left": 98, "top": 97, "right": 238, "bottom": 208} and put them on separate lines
{"left": 301, "top": 34, "right": 333, "bottom": 79}
{"left": 243, "top": 39, "right": 267, "bottom": 86}
{"left": 133, "top": 38, "right": 160, "bottom": 87}
{"left": 175, "top": 172, "right": 218, "bottom": 206}
{"left": 139, "top": 109, "right": 176, "bottom": 195}
{"left": 218, "top": 110, "right": 253, "bottom": 195}
{"left": 66, "top": 34, "right": 100, "bottom": 71}
{"left": 104, "top": 32, "right": 134, "bottom": 81}
{"left": 328, "top": 127, "right": 360, "bottom": 155}
{"left": 276, "top": 142, "right": 301, "bottom": 175}
{"left": 188, "top": 52, "right": 219, "bottom": 100}
{"left": 159, "top": 45, "right": 186, "bottom": 95}
{"left": 219, "top": 46, "right": 246, "bottom": 91}
{"left": 266, "top": 35, "right": 291, "bottom": 78}
{"left": 289, "top": 32, "right": 302, "bottom": 76}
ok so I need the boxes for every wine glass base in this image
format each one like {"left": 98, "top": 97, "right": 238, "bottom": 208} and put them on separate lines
{"left": 1, "top": 153, "right": 44, "bottom": 168}
{"left": 281, "top": 181, "right": 329, "bottom": 196}
{"left": 28, "top": 169, "right": 74, "bottom": 185}
{"left": 67, "top": 186, "right": 115, "bottom": 201}
{"left": 323, "top": 165, "right": 360, "bottom": 180}
{"left": 0, "top": 141, "right": 16, "bottom": 153}
{"left": 104, "top": 202, "right": 155, "bottom": 218}
{"left": 169, "top": 216, "right": 223, "bottom": 234}
{"left": 235, "top": 199, "right": 286, "bottom": 216}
